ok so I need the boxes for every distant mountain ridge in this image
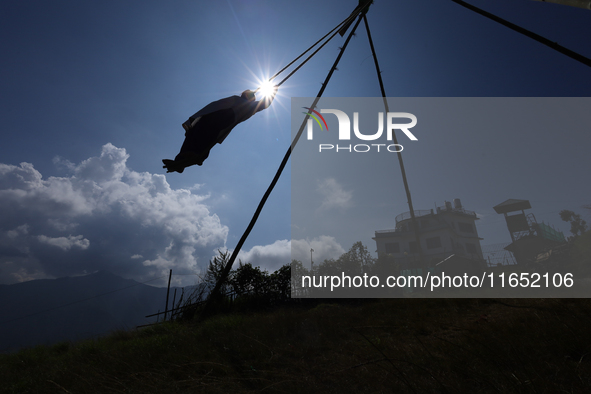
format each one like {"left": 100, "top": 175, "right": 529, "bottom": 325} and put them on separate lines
{"left": 0, "top": 271, "right": 180, "bottom": 353}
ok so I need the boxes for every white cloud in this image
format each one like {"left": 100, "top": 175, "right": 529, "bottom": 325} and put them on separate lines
{"left": 37, "top": 235, "right": 90, "bottom": 251}
{"left": 226, "top": 237, "right": 345, "bottom": 274}
{"left": 0, "top": 143, "right": 228, "bottom": 284}
{"left": 316, "top": 178, "right": 353, "bottom": 211}
{"left": 291, "top": 236, "right": 346, "bottom": 267}
{"left": 236, "top": 239, "right": 291, "bottom": 272}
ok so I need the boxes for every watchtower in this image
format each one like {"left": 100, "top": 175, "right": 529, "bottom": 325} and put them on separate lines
{"left": 493, "top": 199, "right": 533, "bottom": 243}
{"left": 493, "top": 199, "right": 566, "bottom": 265}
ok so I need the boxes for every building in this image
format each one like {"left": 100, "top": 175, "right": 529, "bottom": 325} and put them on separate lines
{"left": 373, "top": 199, "right": 485, "bottom": 271}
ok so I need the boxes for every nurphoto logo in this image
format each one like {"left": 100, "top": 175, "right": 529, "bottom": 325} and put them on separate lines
{"left": 303, "top": 107, "right": 418, "bottom": 153}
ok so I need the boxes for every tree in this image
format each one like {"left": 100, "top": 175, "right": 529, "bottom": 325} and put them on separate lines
{"left": 176, "top": 249, "right": 233, "bottom": 321}
{"left": 269, "top": 264, "right": 291, "bottom": 300}
{"left": 313, "top": 241, "right": 376, "bottom": 276}
{"left": 290, "top": 260, "right": 308, "bottom": 297}
{"left": 372, "top": 253, "right": 399, "bottom": 277}
{"left": 371, "top": 253, "right": 402, "bottom": 296}
{"left": 230, "top": 262, "right": 268, "bottom": 297}
{"left": 203, "top": 249, "right": 234, "bottom": 294}
{"left": 560, "top": 210, "right": 588, "bottom": 239}
{"left": 316, "top": 258, "right": 341, "bottom": 276}
{"left": 343, "top": 241, "right": 375, "bottom": 272}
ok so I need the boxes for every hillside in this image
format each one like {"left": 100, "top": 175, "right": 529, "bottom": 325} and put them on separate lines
{"left": 0, "top": 271, "right": 174, "bottom": 353}
{"left": 2, "top": 297, "right": 591, "bottom": 393}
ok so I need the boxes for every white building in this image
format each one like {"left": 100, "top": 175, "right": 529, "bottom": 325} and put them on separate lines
{"left": 373, "top": 199, "right": 484, "bottom": 268}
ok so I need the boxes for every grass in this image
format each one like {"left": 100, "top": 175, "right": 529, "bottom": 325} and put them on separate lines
{"left": 2, "top": 298, "right": 591, "bottom": 393}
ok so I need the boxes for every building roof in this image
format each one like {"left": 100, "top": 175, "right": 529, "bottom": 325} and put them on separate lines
{"left": 493, "top": 199, "right": 532, "bottom": 214}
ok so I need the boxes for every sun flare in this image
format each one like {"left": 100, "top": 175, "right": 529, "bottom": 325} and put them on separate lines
{"left": 257, "top": 79, "right": 276, "bottom": 100}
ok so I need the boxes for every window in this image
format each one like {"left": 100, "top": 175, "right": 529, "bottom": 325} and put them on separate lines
{"left": 465, "top": 243, "right": 478, "bottom": 254}
{"left": 426, "top": 236, "right": 442, "bottom": 249}
{"left": 458, "top": 222, "right": 474, "bottom": 233}
{"left": 385, "top": 242, "right": 400, "bottom": 254}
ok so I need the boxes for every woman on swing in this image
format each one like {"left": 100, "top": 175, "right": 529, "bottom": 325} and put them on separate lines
{"left": 163, "top": 87, "right": 277, "bottom": 173}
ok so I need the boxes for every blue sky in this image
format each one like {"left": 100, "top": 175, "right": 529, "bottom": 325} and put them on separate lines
{"left": 1, "top": 0, "right": 590, "bottom": 285}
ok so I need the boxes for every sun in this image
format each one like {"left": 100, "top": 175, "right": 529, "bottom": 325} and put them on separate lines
{"left": 257, "top": 79, "right": 276, "bottom": 100}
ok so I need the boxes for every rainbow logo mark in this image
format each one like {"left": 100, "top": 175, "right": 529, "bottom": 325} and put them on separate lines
{"left": 302, "top": 107, "right": 328, "bottom": 131}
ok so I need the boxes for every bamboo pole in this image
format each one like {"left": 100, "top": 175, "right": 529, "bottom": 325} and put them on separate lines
{"left": 163, "top": 269, "right": 172, "bottom": 321}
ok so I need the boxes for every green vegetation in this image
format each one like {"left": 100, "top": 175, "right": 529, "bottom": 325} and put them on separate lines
{"left": 560, "top": 209, "right": 588, "bottom": 240}
{"left": 173, "top": 250, "right": 291, "bottom": 321}
{"left": 3, "top": 298, "right": 591, "bottom": 393}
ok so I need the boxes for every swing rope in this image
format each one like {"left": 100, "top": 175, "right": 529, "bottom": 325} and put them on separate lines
{"left": 268, "top": 7, "right": 361, "bottom": 85}
{"left": 202, "top": 13, "right": 366, "bottom": 317}
{"left": 254, "top": 0, "right": 374, "bottom": 92}
{"left": 274, "top": 17, "right": 354, "bottom": 88}
{"left": 451, "top": 0, "right": 591, "bottom": 68}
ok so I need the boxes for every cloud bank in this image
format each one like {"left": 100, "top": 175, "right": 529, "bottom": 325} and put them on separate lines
{"left": 0, "top": 143, "right": 228, "bottom": 285}
{"left": 235, "top": 239, "right": 291, "bottom": 273}
{"left": 291, "top": 236, "right": 346, "bottom": 268}
{"left": 212, "top": 236, "right": 346, "bottom": 276}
